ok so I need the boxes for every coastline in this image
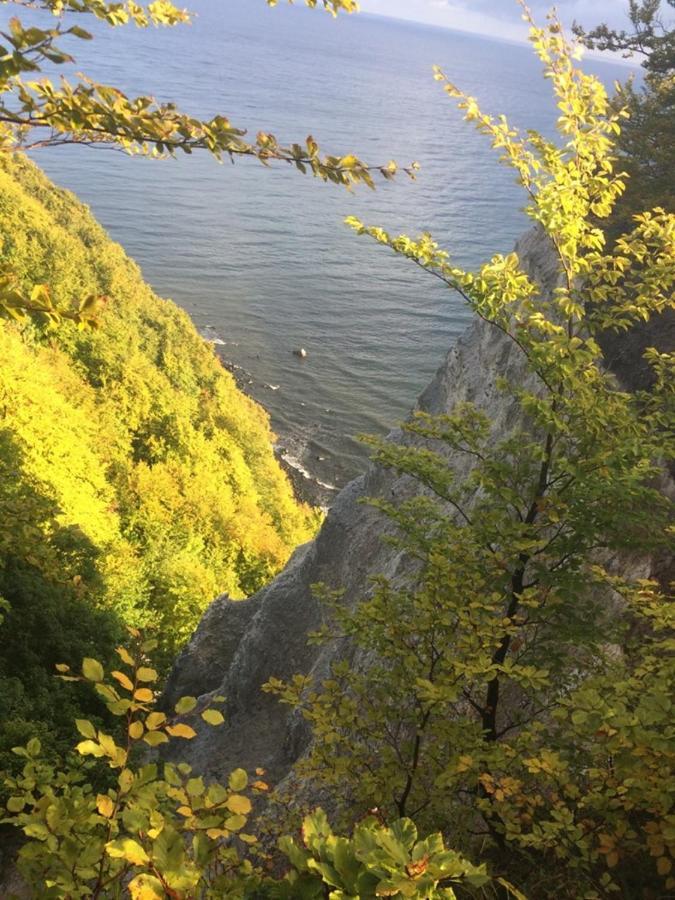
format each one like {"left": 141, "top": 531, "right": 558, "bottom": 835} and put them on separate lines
{"left": 274, "top": 448, "right": 339, "bottom": 509}
{"left": 219, "top": 355, "right": 340, "bottom": 510}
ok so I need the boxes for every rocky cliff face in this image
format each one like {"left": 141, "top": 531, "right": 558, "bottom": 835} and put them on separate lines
{"left": 163, "top": 225, "right": 671, "bottom": 791}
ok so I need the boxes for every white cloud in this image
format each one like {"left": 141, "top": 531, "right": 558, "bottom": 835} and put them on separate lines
{"left": 359, "top": 0, "right": 640, "bottom": 56}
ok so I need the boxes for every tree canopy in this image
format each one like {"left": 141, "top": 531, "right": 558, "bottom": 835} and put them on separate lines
{"left": 0, "top": 152, "right": 319, "bottom": 772}
{"left": 267, "top": 6, "right": 675, "bottom": 896}
{"left": 1, "top": 2, "right": 673, "bottom": 897}
{"left": 574, "top": 1, "right": 675, "bottom": 234}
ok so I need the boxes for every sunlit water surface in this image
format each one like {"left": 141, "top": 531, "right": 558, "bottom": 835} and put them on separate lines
{"left": 29, "top": 1, "right": 630, "bottom": 491}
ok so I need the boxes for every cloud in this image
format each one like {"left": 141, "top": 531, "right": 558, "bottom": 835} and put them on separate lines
{"left": 360, "top": 0, "right": 635, "bottom": 48}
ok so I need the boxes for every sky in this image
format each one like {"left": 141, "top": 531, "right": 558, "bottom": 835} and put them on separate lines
{"left": 359, "top": 0, "right": 633, "bottom": 51}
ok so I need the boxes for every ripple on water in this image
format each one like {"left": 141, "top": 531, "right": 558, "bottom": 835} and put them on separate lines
{"left": 34, "top": 0, "right": 631, "bottom": 494}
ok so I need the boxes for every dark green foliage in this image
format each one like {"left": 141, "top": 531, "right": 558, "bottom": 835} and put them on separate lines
{"left": 0, "top": 427, "right": 121, "bottom": 775}
{"left": 575, "top": 1, "right": 675, "bottom": 236}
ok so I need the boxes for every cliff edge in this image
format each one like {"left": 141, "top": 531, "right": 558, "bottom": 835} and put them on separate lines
{"left": 163, "top": 225, "right": 672, "bottom": 789}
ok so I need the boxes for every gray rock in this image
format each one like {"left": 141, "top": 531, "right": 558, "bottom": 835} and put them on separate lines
{"left": 163, "top": 225, "right": 672, "bottom": 790}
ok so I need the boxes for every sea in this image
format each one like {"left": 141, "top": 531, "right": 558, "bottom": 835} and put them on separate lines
{"left": 28, "top": 0, "right": 633, "bottom": 500}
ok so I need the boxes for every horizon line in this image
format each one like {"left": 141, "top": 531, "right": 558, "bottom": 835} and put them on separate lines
{"left": 354, "top": 8, "right": 641, "bottom": 70}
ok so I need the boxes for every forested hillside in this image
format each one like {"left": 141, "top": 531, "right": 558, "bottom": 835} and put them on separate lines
{"left": 0, "top": 154, "right": 317, "bottom": 765}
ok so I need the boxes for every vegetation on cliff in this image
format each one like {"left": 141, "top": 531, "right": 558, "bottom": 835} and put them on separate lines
{"left": 0, "top": 1, "right": 673, "bottom": 898}
{"left": 2, "top": 640, "right": 498, "bottom": 898}
{"left": 574, "top": 0, "right": 675, "bottom": 235}
{"left": 0, "top": 152, "right": 318, "bottom": 768}
{"left": 268, "top": 6, "right": 675, "bottom": 896}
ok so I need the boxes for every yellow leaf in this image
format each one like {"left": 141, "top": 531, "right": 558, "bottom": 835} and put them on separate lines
{"left": 106, "top": 837, "right": 149, "bottom": 866}
{"left": 226, "top": 794, "right": 252, "bottom": 815}
{"left": 456, "top": 755, "right": 473, "bottom": 773}
{"left": 116, "top": 646, "right": 135, "bottom": 666}
{"left": 113, "top": 747, "right": 128, "bottom": 767}
{"left": 112, "top": 670, "right": 134, "bottom": 692}
{"left": 96, "top": 794, "right": 115, "bottom": 818}
{"left": 657, "top": 857, "right": 672, "bottom": 876}
{"left": 166, "top": 723, "right": 197, "bottom": 740}
{"left": 128, "top": 721, "right": 144, "bottom": 740}
{"left": 118, "top": 769, "right": 134, "bottom": 793}
{"left": 128, "top": 873, "right": 164, "bottom": 900}
{"left": 98, "top": 732, "right": 118, "bottom": 758}
{"left": 76, "top": 740, "right": 104, "bottom": 758}
{"left": 134, "top": 688, "right": 153, "bottom": 703}
{"left": 145, "top": 712, "right": 166, "bottom": 730}
{"left": 206, "top": 828, "right": 229, "bottom": 839}
{"left": 339, "top": 154, "right": 359, "bottom": 168}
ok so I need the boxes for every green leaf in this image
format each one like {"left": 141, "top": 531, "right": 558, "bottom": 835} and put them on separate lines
{"left": 95, "top": 683, "right": 119, "bottom": 703}
{"left": 69, "top": 25, "right": 93, "bottom": 40}
{"left": 75, "top": 719, "right": 97, "bottom": 739}
{"left": 205, "top": 783, "right": 228, "bottom": 805}
{"left": 224, "top": 813, "right": 247, "bottom": 832}
{"left": 106, "top": 837, "right": 150, "bottom": 866}
{"left": 174, "top": 696, "right": 197, "bottom": 715}
{"left": 82, "top": 657, "right": 104, "bottom": 682}
{"left": 136, "top": 666, "right": 158, "bottom": 683}
{"left": 391, "top": 818, "right": 417, "bottom": 851}
{"left": 302, "top": 809, "right": 333, "bottom": 850}
{"left": 24, "top": 822, "right": 50, "bottom": 841}
{"left": 186, "top": 776, "right": 205, "bottom": 798}
{"left": 228, "top": 768, "right": 248, "bottom": 791}
{"left": 143, "top": 730, "right": 169, "bottom": 747}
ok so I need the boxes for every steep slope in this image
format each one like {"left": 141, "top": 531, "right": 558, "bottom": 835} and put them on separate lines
{"left": 0, "top": 154, "right": 317, "bottom": 763}
{"left": 163, "top": 225, "right": 673, "bottom": 794}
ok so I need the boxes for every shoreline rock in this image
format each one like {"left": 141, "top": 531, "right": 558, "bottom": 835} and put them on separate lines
{"left": 220, "top": 358, "right": 339, "bottom": 509}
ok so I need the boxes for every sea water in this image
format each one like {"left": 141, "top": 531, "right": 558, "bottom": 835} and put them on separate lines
{"left": 31, "top": 0, "right": 631, "bottom": 492}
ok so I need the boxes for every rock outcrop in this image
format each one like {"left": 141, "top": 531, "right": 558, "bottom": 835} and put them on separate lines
{"left": 163, "top": 225, "right": 672, "bottom": 789}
